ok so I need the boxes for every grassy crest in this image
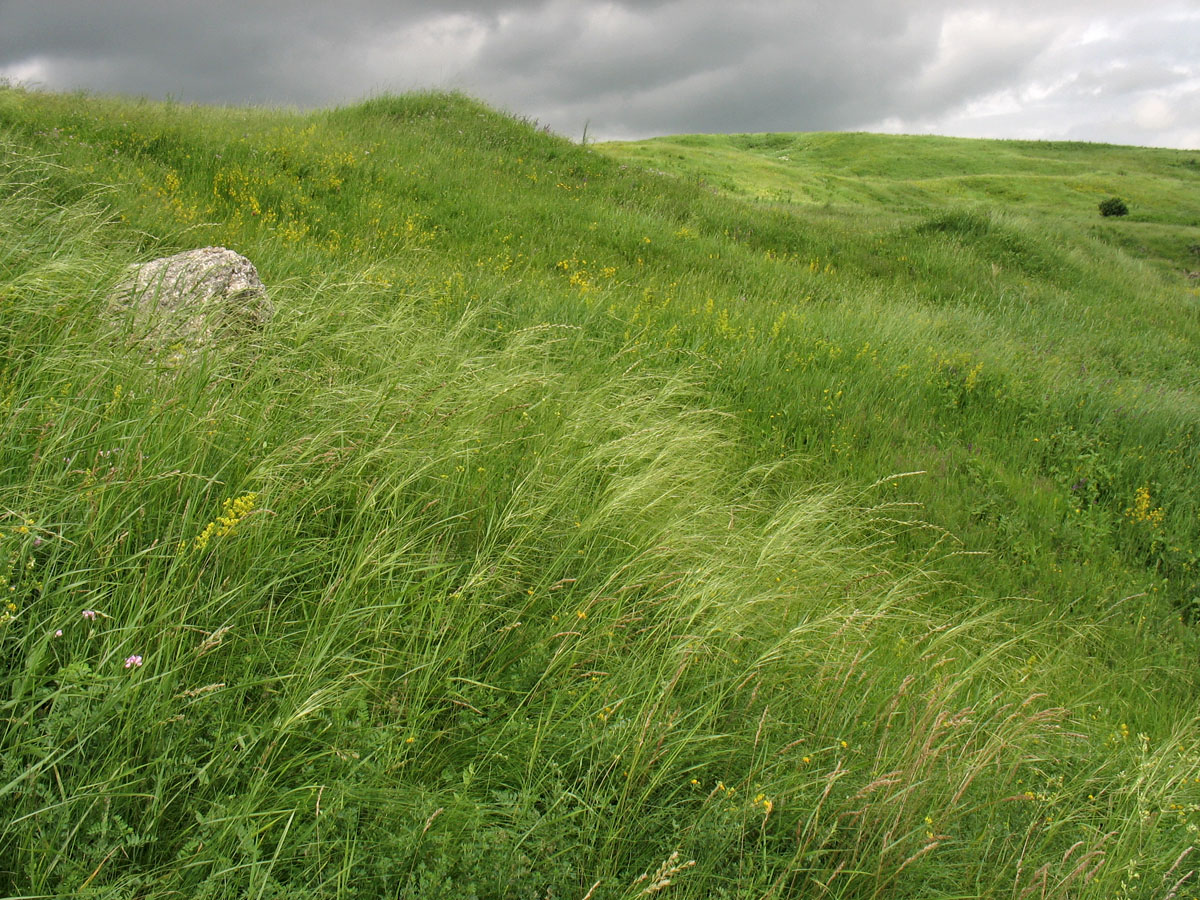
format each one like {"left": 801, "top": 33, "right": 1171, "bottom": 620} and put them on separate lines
{"left": 1, "top": 86, "right": 1199, "bottom": 898}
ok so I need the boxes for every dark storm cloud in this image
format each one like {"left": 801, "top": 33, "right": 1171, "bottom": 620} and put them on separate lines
{"left": 455, "top": 0, "right": 956, "bottom": 135}
{"left": 1, "top": 0, "right": 1196, "bottom": 147}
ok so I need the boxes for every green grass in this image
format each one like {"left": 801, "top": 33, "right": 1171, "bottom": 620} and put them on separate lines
{"left": 1, "top": 85, "right": 1199, "bottom": 898}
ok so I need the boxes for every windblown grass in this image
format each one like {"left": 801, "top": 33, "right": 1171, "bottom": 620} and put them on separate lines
{"left": 1, "top": 87, "right": 1199, "bottom": 898}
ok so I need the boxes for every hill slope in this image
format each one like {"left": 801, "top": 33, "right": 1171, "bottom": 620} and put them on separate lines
{"left": 1, "top": 87, "right": 1198, "bottom": 898}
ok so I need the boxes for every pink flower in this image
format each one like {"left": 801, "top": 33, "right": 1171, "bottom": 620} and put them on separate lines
{"left": 124, "top": 654, "right": 143, "bottom": 668}
{"left": 82, "top": 609, "right": 96, "bottom": 620}
{"left": 53, "top": 629, "right": 63, "bottom": 637}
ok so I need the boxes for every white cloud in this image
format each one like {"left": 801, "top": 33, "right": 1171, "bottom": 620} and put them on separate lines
{"left": 0, "top": 56, "right": 53, "bottom": 87}
{"left": 362, "top": 14, "right": 488, "bottom": 87}
{"left": 1134, "top": 95, "right": 1175, "bottom": 130}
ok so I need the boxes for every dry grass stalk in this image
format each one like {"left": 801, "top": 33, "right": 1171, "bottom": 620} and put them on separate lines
{"left": 1164, "top": 870, "right": 1195, "bottom": 900}
{"left": 195, "top": 624, "right": 231, "bottom": 656}
{"left": 1018, "top": 861, "right": 1050, "bottom": 899}
{"left": 775, "top": 736, "right": 807, "bottom": 756}
{"left": 879, "top": 673, "right": 915, "bottom": 731}
{"left": 631, "top": 850, "right": 696, "bottom": 896}
{"left": 795, "top": 762, "right": 847, "bottom": 858}
{"left": 1164, "top": 846, "right": 1193, "bottom": 882}
{"left": 421, "top": 807, "right": 443, "bottom": 835}
{"left": 175, "top": 682, "right": 225, "bottom": 699}
{"left": 816, "top": 859, "right": 846, "bottom": 891}
{"left": 648, "top": 709, "right": 679, "bottom": 765}
{"left": 753, "top": 704, "right": 769, "bottom": 749}
{"left": 850, "top": 772, "right": 901, "bottom": 802}
{"left": 894, "top": 839, "right": 941, "bottom": 877}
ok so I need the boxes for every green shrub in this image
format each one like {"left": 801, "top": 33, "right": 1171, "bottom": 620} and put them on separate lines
{"left": 1099, "top": 196, "right": 1129, "bottom": 217}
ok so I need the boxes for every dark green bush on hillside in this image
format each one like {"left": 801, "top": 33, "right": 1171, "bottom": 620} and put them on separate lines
{"left": 1099, "top": 196, "right": 1129, "bottom": 217}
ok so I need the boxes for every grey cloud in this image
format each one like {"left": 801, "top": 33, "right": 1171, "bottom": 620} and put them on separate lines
{"left": 455, "top": 0, "right": 954, "bottom": 136}
{"left": 1070, "top": 63, "right": 1192, "bottom": 98}
{"left": 0, "top": 0, "right": 1196, "bottom": 147}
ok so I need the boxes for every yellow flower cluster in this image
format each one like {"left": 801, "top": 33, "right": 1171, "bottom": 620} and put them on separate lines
{"left": 1, "top": 519, "right": 37, "bottom": 625}
{"left": 554, "top": 257, "right": 617, "bottom": 295}
{"left": 753, "top": 792, "right": 775, "bottom": 818}
{"left": 194, "top": 492, "right": 258, "bottom": 551}
{"left": 1126, "top": 485, "right": 1164, "bottom": 529}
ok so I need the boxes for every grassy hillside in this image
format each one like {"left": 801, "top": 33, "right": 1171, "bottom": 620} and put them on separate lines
{"left": 600, "top": 131, "right": 1200, "bottom": 264}
{"left": 1, "top": 86, "right": 1198, "bottom": 898}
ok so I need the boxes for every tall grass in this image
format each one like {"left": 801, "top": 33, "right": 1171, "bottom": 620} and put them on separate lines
{"left": 1, "top": 88, "right": 1199, "bottom": 898}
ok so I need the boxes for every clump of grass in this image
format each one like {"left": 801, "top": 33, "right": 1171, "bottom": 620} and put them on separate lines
{"left": 1099, "top": 196, "right": 1129, "bottom": 217}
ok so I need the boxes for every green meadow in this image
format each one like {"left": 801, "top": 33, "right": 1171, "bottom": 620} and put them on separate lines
{"left": 1, "top": 86, "right": 1198, "bottom": 898}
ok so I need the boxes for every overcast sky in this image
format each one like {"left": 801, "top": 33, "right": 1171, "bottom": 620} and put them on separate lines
{"left": 1, "top": 1, "right": 1197, "bottom": 148}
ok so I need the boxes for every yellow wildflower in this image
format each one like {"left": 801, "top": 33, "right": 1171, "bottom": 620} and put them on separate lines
{"left": 194, "top": 492, "right": 258, "bottom": 551}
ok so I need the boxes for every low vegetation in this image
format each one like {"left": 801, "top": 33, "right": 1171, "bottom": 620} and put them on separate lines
{"left": 1, "top": 86, "right": 1198, "bottom": 898}
{"left": 1100, "top": 196, "right": 1130, "bottom": 217}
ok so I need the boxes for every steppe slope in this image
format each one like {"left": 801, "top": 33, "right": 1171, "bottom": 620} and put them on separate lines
{"left": 1, "top": 87, "right": 1198, "bottom": 898}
